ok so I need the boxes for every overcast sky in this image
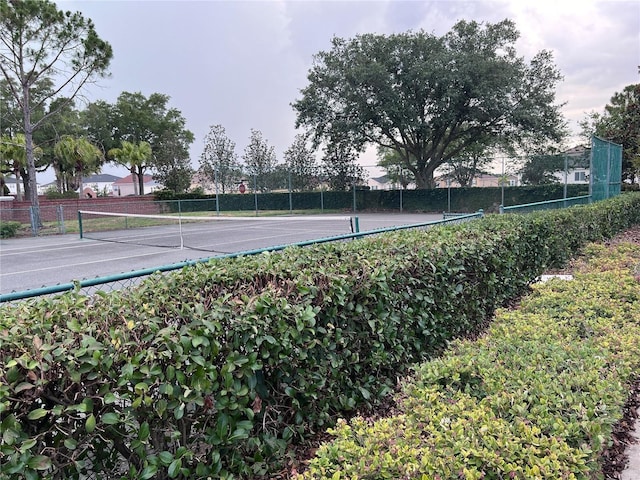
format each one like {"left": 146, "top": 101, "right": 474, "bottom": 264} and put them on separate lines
{"left": 51, "top": 0, "right": 639, "bottom": 181}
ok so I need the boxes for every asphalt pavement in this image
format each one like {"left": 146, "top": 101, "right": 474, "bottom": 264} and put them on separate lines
{"left": 1, "top": 212, "right": 445, "bottom": 295}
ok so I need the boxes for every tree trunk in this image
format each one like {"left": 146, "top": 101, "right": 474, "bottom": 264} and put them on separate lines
{"left": 137, "top": 166, "right": 145, "bottom": 195}
{"left": 21, "top": 168, "right": 31, "bottom": 200}
{"left": 22, "top": 84, "right": 40, "bottom": 212}
{"left": 414, "top": 170, "right": 436, "bottom": 189}
{"left": 131, "top": 167, "right": 139, "bottom": 195}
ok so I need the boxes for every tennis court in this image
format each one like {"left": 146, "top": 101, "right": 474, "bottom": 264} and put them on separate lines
{"left": 1, "top": 212, "right": 444, "bottom": 295}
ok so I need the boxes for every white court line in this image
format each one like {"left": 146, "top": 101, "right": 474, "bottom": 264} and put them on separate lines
{"left": 0, "top": 250, "right": 174, "bottom": 277}
{"left": 0, "top": 240, "right": 105, "bottom": 257}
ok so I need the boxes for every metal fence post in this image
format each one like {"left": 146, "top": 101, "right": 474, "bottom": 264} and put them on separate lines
{"left": 29, "top": 206, "right": 40, "bottom": 236}
{"left": 288, "top": 171, "right": 293, "bottom": 213}
{"left": 499, "top": 205, "right": 504, "bottom": 214}
{"left": 57, "top": 205, "right": 65, "bottom": 234}
{"left": 214, "top": 168, "right": 220, "bottom": 216}
{"left": 78, "top": 210, "right": 84, "bottom": 239}
{"left": 352, "top": 183, "right": 356, "bottom": 212}
{"left": 254, "top": 175, "right": 258, "bottom": 216}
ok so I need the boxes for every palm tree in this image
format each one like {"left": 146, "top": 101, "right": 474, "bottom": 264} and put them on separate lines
{"left": 0, "top": 134, "right": 42, "bottom": 201}
{"left": 53, "top": 136, "right": 103, "bottom": 193}
{"left": 108, "top": 141, "right": 152, "bottom": 195}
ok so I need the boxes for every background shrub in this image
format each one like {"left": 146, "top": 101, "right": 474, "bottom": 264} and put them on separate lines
{"left": 0, "top": 221, "right": 21, "bottom": 238}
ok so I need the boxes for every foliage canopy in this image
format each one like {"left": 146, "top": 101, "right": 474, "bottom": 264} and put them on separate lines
{"left": 582, "top": 83, "right": 640, "bottom": 183}
{"left": 293, "top": 19, "right": 566, "bottom": 188}
{"left": 0, "top": 0, "right": 112, "bottom": 206}
{"left": 199, "top": 124, "right": 242, "bottom": 194}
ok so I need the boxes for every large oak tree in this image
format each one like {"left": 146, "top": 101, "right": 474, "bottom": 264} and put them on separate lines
{"left": 0, "top": 0, "right": 112, "bottom": 209}
{"left": 293, "top": 19, "right": 566, "bottom": 189}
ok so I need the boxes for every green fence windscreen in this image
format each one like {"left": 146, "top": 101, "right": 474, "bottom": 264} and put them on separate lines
{"left": 591, "top": 136, "right": 622, "bottom": 201}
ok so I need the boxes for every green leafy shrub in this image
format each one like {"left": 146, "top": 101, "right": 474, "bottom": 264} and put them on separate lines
{"left": 0, "top": 193, "right": 639, "bottom": 479}
{"left": 44, "top": 190, "right": 79, "bottom": 199}
{"left": 0, "top": 221, "right": 21, "bottom": 238}
{"left": 300, "top": 241, "right": 640, "bottom": 479}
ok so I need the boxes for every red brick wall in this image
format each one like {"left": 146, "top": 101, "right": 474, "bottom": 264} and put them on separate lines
{"left": 0, "top": 196, "right": 164, "bottom": 223}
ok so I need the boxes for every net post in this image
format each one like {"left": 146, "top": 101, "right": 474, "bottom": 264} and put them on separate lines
{"left": 351, "top": 216, "right": 360, "bottom": 233}
{"left": 78, "top": 210, "right": 84, "bottom": 239}
{"left": 178, "top": 200, "right": 184, "bottom": 249}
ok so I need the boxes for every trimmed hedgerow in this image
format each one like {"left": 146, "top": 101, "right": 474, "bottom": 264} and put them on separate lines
{"left": 298, "top": 239, "right": 640, "bottom": 479}
{"left": 1, "top": 193, "right": 639, "bottom": 479}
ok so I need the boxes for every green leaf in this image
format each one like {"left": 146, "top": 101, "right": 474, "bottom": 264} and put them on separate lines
{"left": 168, "top": 458, "right": 182, "bottom": 478}
{"left": 174, "top": 403, "right": 185, "bottom": 420}
{"left": 358, "top": 386, "right": 371, "bottom": 400}
{"left": 101, "top": 412, "right": 119, "bottom": 424}
{"left": 64, "top": 438, "right": 78, "bottom": 450}
{"left": 19, "top": 438, "right": 37, "bottom": 452}
{"left": 27, "top": 408, "right": 48, "bottom": 420}
{"left": 138, "top": 422, "right": 150, "bottom": 441}
{"left": 85, "top": 414, "right": 96, "bottom": 433}
{"left": 67, "top": 319, "right": 82, "bottom": 332}
{"left": 14, "top": 382, "right": 35, "bottom": 393}
{"left": 2, "top": 427, "right": 19, "bottom": 445}
{"left": 139, "top": 464, "right": 158, "bottom": 479}
{"left": 158, "top": 451, "right": 174, "bottom": 465}
{"left": 135, "top": 382, "right": 149, "bottom": 392}
{"left": 26, "top": 455, "right": 52, "bottom": 471}
{"left": 104, "top": 392, "right": 117, "bottom": 404}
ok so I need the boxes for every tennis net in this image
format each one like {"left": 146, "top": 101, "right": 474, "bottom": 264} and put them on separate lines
{"left": 78, "top": 210, "right": 355, "bottom": 253}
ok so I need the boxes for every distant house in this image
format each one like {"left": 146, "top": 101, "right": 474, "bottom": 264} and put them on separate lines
{"left": 79, "top": 174, "right": 122, "bottom": 197}
{"left": 367, "top": 175, "right": 392, "bottom": 190}
{"left": 435, "top": 173, "right": 519, "bottom": 188}
{"left": 472, "top": 173, "right": 519, "bottom": 187}
{"left": 1, "top": 175, "right": 45, "bottom": 196}
{"left": 190, "top": 171, "right": 215, "bottom": 194}
{"left": 2, "top": 176, "right": 20, "bottom": 196}
{"left": 551, "top": 145, "right": 591, "bottom": 185}
{"left": 113, "top": 174, "right": 163, "bottom": 196}
{"left": 367, "top": 175, "right": 416, "bottom": 190}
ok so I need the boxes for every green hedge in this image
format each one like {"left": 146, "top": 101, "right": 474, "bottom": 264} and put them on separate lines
{"left": 0, "top": 221, "right": 21, "bottom": 238}
{"left": 1, "top": 193, "right": 639, "bottom": 479}
{"left": 299, "top": 240, "right": 640, "bottom": 479}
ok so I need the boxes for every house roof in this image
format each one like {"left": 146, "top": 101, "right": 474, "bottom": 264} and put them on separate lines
{"left": 82, "top": 174, "right": 121, "bottom": 183}
{"left": 1, "top": 176, "right": 44, "bottom": 186}
{"left": 370, "top": 175, "right": 390, "bottom": 183}
{"left": 113, "top": 174, "right": 156, "bottom": 185}
{"left": 563, "top": 145, "right": 590, "bottom": 156}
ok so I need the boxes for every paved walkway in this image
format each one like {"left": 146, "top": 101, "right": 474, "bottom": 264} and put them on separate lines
{"left": 621, "top": 407, "right": 640, "bottom": 479}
